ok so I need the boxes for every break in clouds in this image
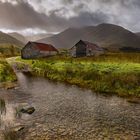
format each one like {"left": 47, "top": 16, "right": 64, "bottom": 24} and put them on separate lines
{"left": 0, "top": 0, "right": 140, "bottom": 35}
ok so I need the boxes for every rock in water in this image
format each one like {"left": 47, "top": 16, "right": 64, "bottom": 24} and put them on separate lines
{"left": 14, "top": 126, "right": 25, "bottom": 132}
{"left": 20, "top": 107, "right": 35, "bottom": 114}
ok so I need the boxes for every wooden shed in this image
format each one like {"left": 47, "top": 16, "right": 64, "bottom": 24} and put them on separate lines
{"left": 21, "top": 42, "right": 58, "bottom": 59}
{"left": 70, "top": 40, "right": 104, "bottom": 57}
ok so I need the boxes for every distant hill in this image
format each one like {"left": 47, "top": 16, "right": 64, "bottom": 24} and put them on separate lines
{"left": 0, "top": 31, "right": 24, "bottom": 57}
{"left": 26, "top": 33, "right": 54, "bottom": 42}
{"left": 8, "top": 32, "right": 28, "bottom": 44}
{"left": 0, "top": 31, "right": 24, "bottom": 47}
{"left": 38, "top": 23, "right": 140, "bottom": 52}
{"left": 9, "top": 32, "right": 54, "bottom": 43}
{"left": 38, "top": 27, "right": 94, "bottom": 49}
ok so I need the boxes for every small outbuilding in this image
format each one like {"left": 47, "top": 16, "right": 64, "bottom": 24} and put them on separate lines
{"left": 70, "top": 40, "right": 104, "bottom": 57}
{"left": 21, "top": 42, "right": 58, "bottom": 59}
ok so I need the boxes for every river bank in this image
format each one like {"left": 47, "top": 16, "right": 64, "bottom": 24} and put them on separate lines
{"left": 9, "top": 53, "right": 140, "bottom": 98}
{"left": 0, "top": 72, "right": 139, "bottom": 140}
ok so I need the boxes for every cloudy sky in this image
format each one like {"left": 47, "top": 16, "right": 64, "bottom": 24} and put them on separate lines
{"left": 0, "top": 0, "right": 140, "bottom": 35}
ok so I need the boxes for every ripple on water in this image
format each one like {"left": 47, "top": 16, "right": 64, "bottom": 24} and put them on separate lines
{"left": 0, "top": 72, "right": 140, "bottom": 140}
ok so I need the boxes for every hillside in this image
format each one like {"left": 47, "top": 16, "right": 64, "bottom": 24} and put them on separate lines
{"left": 0, "top": 31, "right": 24, "bottom": 47}
{"left": 8, "top": 32, "right": 54, "bottom": 43}
{"left": 26, "top": 33, "right": 54, "bottom": 41}
{"left": 8, "top": 32, "right": 28, "bottom": 44}
{"left": 38, "top": 26, "right": 95, "bottom": 49}
{"left": 136, "top": 32, "right": 140, "bottom": 37}
{"left": 0, "top": 44, "right": 21, "bottom": 57}
{"left": 38, "top": 23, "right": 140, "bottom": 52}
{"left": 0, "top": 31, "right": 24, "bottom": 57}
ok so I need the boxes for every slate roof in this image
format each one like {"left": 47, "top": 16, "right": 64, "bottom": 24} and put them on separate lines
{"left": 71, "top": 40, "right": 103, "bottom": 51}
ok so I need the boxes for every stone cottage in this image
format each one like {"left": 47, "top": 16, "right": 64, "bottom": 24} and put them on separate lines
{"left": 70, "top": 40, "right": 104, "bottom": 57}
{"left": 21, "top": 42, "right": 58, "bottom": 59}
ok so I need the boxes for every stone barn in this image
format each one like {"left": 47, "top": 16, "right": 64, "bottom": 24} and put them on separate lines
{"left": 70, "top": 40, "right": 104, "bottom": 57}
{"left": 21, "top": 42, "right": 58, "bottom": 59}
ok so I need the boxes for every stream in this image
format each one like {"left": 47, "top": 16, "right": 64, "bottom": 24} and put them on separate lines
{"left": 0, "top": 72, "right": 140, "bottom": 140}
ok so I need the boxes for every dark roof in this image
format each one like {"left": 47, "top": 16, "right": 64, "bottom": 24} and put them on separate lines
{"left": 71, "top": 40, "right": 103, "bottom": 51}
{"left": 82, "top": 40, "right": 104, "bottom": 51}
{"left": 28, "top": 42, "right": 58, "bottom": 52}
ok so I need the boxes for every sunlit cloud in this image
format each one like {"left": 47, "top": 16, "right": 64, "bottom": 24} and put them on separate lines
{"left": 0, "top": 28, "right": 59, "bottom": 36}
{"left": 0, "top": 0, "right": 18, "bottom": 5}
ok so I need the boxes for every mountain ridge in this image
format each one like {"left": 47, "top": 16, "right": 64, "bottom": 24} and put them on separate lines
{"left": 38, "top": 23, "right": 140, "bottom": 52}
{"left": 8, "top": 32, "right": 28, "bottom": 44}
{"left": 0, "top": 31, "right": 24, "bottom": 47}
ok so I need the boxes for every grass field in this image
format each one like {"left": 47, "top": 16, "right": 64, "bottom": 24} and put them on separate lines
{"left": 14, "top": 53, "right": 140, "bottom": 97}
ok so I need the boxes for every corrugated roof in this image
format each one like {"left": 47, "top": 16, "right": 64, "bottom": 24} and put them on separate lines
{"left": 32, "top": 42, "right": 58, "bottom": 52}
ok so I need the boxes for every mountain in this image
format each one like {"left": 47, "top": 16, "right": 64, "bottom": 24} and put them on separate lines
{"left": 8, "top": 32, "right": 28, "bottom": 44}
{"left": 0, "top": 31, "right": 24, "bottom": 56}
{"left": 0, "top": 31, "right": 24, "bottom": 47}
{"left": 26, "top": 33, "right": 54, "bottom": 41}
{"left": 38, "top": 23, "right": 140, "bottom": 52}
{"left": 38, "top": 27, "right": 94, "bottom": 49}
{"left": 136, "top": 32, "right": 140, "bottom": 37}
{"left": 9, "top": 32, "right": 54, "bottom": 43}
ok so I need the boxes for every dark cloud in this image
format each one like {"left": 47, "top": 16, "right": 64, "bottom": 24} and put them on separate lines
{"left": 0, "top": 1, "right": 109, "bottom": 32}
{"left": 0, "top": 1, "right": 48, "bottom": 29}
{"left": 0, "top": 0, "right": 140, "bottom": 34}
{"left": 39, "top": 10, "right": 109, "bottom": 32}
{"left": 68, "top": 11, "right": 109, "bottom": 27}
{"left": 61, "top": 0, "right": 74, "bottom": 5}
{"left": 99, "top": 0, "right": 140, "bottom": 8}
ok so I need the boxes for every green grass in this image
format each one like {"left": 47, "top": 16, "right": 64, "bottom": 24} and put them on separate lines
{"left": 0, "top": 44, "right": 20, "bottom": 57}
{"left": 14, "top": 53, "right": 140, "bottom": 97}
{"left": 0, "top": 58, "right": 17, "bottom": 83}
